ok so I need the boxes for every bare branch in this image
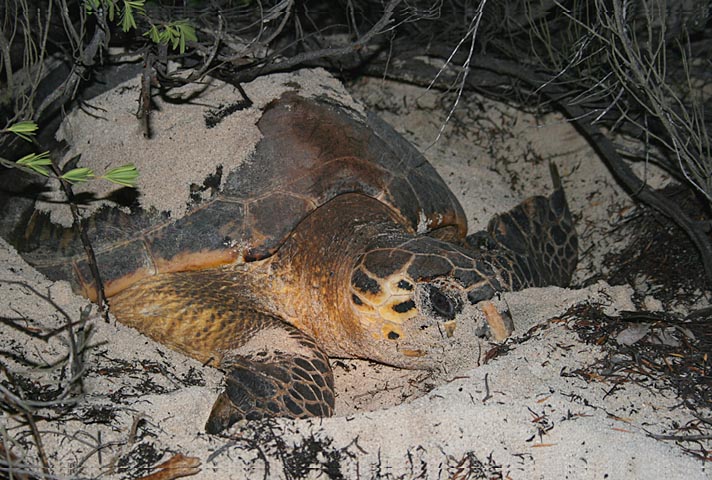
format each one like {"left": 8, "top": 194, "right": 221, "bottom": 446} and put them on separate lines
{"left": 224, "top": 0, "right": 403, "bottom": 82}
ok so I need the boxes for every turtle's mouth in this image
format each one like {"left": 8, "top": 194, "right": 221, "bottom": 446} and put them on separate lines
{"left": 400, "top": 320, "right": 457, "bottom": 358}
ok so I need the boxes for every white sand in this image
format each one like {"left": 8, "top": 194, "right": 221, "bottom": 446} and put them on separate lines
{"left": 47, "top": 68, "right": 360, "bottom": 226}
{"left": 0, "top": 69, "right": 708, "bottom": 479}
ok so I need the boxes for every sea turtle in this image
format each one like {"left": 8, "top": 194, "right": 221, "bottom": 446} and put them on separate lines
{"left": 2, "top": 90, "right": 577, "bottom": 434}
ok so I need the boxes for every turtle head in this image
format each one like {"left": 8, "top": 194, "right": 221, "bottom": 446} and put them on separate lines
{"left": 348, "top": 236, "right": 501, "bottom": 369}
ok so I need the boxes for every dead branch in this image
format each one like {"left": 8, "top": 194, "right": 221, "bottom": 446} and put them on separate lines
{"left": 34, "top": 13, "right": 108, "bottom": 122}
{"left": 221, "top": 0, "right": 403, "bottom": 83}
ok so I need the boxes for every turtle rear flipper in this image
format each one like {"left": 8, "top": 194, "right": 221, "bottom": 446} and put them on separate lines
{"left": 464, "top": 168, "right": 577, "bottom": 302}
{"left": 206, "top": 316, "right": 334, "bottom": 434}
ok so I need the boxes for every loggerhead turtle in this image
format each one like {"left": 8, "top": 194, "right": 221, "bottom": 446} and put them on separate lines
{"left": 2, "top": 91, "right": 577, "bottom": 434}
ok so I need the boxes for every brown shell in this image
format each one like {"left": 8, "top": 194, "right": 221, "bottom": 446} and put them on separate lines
{"left": 7, "top": 92, "right": 466, "bottom": 299}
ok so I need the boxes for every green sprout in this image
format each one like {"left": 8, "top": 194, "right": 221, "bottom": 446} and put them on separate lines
{"left": 84, "top": 0, "right": 101, "bottom": 13}
{"left": 144, "top": 20, "right": 197, "bottom": 54}
{"left": 61, "top": 167, "right": 94, "bottom": 184}
{"left": 16, "top": 151, "right": 52, "bottom": 175}
{"left": 3, "top": 121, "right": 139, "bottom": 187}
{"left": 85, "top": 0, "right": 117, "bottom": 22}
{"left": 101, "top": 163, "right": 139, "bottom": 187}
{"left": 4, "top": 121, "right": 38, "bottom": 142}
{"left": 120, "top": 0, "right": 145, "bottom": 32}
{"left": 85, "top": 0, "right": 196, "bottom": 53}
{"left": 58, "top": 164, "right": 139, "bottom": 187}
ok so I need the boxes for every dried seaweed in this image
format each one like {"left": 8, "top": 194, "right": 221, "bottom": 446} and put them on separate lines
{"left": 564, "top": 302, "right": 712, "bottom": 459}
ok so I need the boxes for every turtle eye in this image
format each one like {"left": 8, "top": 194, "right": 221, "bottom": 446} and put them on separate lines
{"left": 428, "top": 287, "right": 456, "bottom": 320}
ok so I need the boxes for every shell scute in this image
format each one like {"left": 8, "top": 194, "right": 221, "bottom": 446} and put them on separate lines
{"left": 362, "top": 249, "right": 412, "bottom": 279}
{"left": 406, "top": 254, "right": 453, "bottom": 281}
{"left": 147, "top": 199, "right": 245, "bottom": 269}
{"left": 244, "top": 192, "right": 313, "bottom": 260}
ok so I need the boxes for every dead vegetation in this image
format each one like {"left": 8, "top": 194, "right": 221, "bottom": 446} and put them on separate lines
{"left": 565, "top": 302, "right": 712, "bottom": 460}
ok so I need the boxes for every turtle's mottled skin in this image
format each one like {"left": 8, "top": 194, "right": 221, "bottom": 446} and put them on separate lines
{"left": 3, "top": 91, "right": 577, "bottom": 434}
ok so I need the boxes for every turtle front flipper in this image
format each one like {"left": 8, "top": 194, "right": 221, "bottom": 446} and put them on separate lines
{"left": 109, "top": 269, "right": 335, "bottom": 434}
{"left": 464, "top": 167, "right": 577, "bottom": 302}
{"left": 206, "top": 314, "right": 334, "bottom": 434}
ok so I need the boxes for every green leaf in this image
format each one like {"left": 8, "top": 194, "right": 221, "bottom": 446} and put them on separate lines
{"left": 175, "top": 21, "right": 196, "bottom": 53}
{"left": 102, "top": 163, "right": 139, "bottom": 187}
{"left": 120, "top": 0, "right": 145, "bottom": 32}
{"left": 145, "top": 20, "right": 196, "bottom": 53}
{"left": 7, "top": 121, "right": 38, "bottom": 142}
{"left": 85, "top": 0, "right": 100, "bottom": 13}
{"left": 178, "top": 22, "right": 197, "bottom": 42}
{"left": 16, "top": 151, "right": 52, "bottom": 176}
{"left": 120, "top": 4, "right": 136, "bottom": 31}
{"left": 108, "top": 0, "right": 116, "bottom": 21}
{"left": 127, "top": 0, "right": 146, "bottom": 15}
{"left": 144, "top": 24, "right": 161, "bottom": 43}
{"left": 61, "top": 167, "right": 95, "bottom": 184}
{"left": 160, "top": 24, "right": 179, "bottom": 48}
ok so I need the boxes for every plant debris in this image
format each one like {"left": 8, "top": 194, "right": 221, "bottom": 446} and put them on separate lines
{"left": 564, "top": 302, "right": 712, "bottom": 459}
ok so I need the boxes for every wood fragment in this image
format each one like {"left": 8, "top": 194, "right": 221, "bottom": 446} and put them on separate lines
{"left": 482, "top": 373, "right": 492, "bottom": 403}
{"left": 135, "top": 454, "right": 201, "bottom": 480}
{"left": 611, "top": 427, "right": 634, "bottom": 433}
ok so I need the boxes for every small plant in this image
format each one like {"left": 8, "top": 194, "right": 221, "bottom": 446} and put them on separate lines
{"left": 144, "top": 19, "right": 197, "bottom": 54}
{"left": 1, "top": 121, "right": 139, "bottom": 187}
{"left": 85, "top": 0, "right": 197, "bottom": 54}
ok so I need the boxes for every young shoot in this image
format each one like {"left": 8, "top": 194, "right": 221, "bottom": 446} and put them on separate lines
{"left": 144, "top": 20, "right": 197, "bottom": 54}
{"left": 85, "top": 0, "right": 196, "bottom": 53}
{"left": 4, "top": 121, "right": 39, "bottom": 142}
{"left": 2, "top": 121, "right": 139, "bottom": 187}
